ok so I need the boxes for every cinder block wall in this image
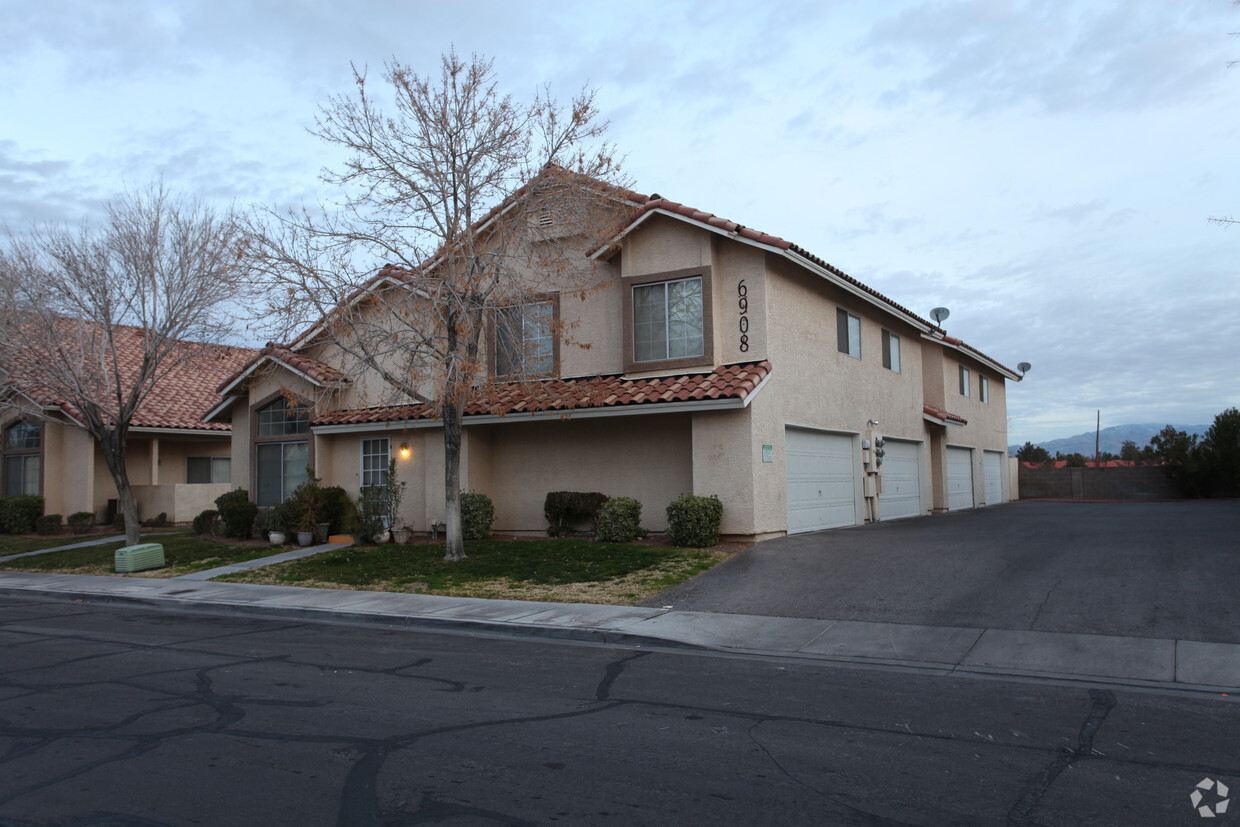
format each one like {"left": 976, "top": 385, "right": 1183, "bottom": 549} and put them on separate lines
{"left": 1018, "top": 466, "right": 1180, "bottom": 500}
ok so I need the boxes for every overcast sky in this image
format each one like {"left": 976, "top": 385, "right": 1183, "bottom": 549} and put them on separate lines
{"left": 2, "top": 0, "right": 1237, "bottom": 444}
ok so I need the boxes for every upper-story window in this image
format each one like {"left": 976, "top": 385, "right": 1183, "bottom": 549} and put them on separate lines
{"left": 2, "top": 420, "right": 41, "bottom": 497}
{"left": 837, "top": 309, "right": 861, "bottom": 359}
{"left": 634, "top": 277, "right": 704, "bottom": 362}
{"left": 494, "top": 300, "right": 555, "bottom": 378}
{"left": 882, "top": 330, "right": 900, "bottom": 372}
{"left": 959, "top": 365, "right": 971, "bottom": 397}
{"left": 980, "top": 376, "right": 989, "bottom": 404}
{"left": 254, "top": 396, "right": 310, "bottom": 507}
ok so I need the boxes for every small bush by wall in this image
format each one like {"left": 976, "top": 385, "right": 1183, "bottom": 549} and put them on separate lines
{"left": 666, "top": 494, "right": 723, "bottom": 548}
{"left": 0, "top": 495, "right": 44, "bottom": 534}
{"left": 461, "top": 492, "right": 495, "bottom": 540}
{"left": 215, "top": 489, "right": 258, "bottom": 539}
{"left": 595, "top": 497, "right": 645, "bottom": 543}
{"left": 67, "top": 511, "right": 96, "bottom": 534}
{"left": 192, "top": 509, "right": 220, "bottom": 536}
{"left": 544, "top": 491, "right": 610, "bottom": 536}
{"left": 35, "top": 514, "right": 62, "bottom": 535}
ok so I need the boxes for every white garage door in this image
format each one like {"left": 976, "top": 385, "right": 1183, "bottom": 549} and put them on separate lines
{"left": 879, "top": 439, "right": 921, "bottom": 521}
{"left": 786, "top": 428, "right": 857, "bottom": 533}
{"left": 946, "top": 446, "right": 975, "bottom": 511}
{"left": 983, "top": 450, "right": 1004, "bottom": 505}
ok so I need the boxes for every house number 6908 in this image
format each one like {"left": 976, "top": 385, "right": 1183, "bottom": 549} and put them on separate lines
{"left": 737, "top": 280, "right": 749, "bottom": 352}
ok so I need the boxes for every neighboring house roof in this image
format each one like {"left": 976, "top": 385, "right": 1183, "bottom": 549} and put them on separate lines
{"left": 592, "top": 194, "right": 1020, "bottom": 380}
{"left": 922, "top": 404, "right": 968, "bottom": 427}
{"left": 312, "top": 361, "right": 772, "bottom": 430}
{"left": 2, "top": 322, "right": 255, "bottom": 432}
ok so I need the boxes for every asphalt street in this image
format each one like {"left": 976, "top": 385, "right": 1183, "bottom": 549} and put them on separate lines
{"left": 1, "top": 595, "right": 1237, "bottom": 826}
{"left": 645, "top": 501, "right": 1240, "bottom": 643}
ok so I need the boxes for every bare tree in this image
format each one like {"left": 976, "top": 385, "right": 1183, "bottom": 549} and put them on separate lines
{"left": 245, "top": 51, "right": 627, "bottom": 561}
{"left": 0, "top": 185, "right": 254, "bottom": 545}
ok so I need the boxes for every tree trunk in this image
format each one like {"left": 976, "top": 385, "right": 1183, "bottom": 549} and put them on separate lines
{"left": 442, "top": 400, "right": 466, "bottom": 562}
{"left": 98, "top": 431, "right": 142, "bottom": 545}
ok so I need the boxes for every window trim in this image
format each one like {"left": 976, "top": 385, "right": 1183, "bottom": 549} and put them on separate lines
{"left": 837, "top": 308, "right": 861, "bottom": 359}
{"left": 881, "top": 329, "right": 900, "bottom": 373}
{"left": 959, "top": 365, "right": 971, "bottom": 397}
{"left": 1, "top": 419, "right": 42, "bottom": 498}
{"left": 361, "top": 437, "right": 391, "bottom": 489}
{"left": 622, "top": 266, "right": 714, "bottom": 373}
{"left": 980, "top": 375, "right": 989, "bottom": 404}
{"left": 250, "top": 391, "right": 314, "bottom": 506}
{"left": 489, "top": 294, "right": 560, "bottom": 380}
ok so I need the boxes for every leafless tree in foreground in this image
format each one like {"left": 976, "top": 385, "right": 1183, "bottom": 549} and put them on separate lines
{"left": 0, "top": 185, "right": 254, "bottom": 545}
{"left": 245, "top": 51, "right": 627, "bottom": 561}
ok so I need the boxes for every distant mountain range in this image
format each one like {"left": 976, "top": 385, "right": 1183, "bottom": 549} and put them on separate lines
{"left": 1008, "top": 423, "right": 1209, "bottom": 457}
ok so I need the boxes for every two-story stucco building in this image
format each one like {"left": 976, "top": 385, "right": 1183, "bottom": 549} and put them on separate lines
{"left": 208, "top": 174, "right": 1020, "bottom": 540}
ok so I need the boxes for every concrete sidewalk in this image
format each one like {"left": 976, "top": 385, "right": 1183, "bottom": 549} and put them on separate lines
{"left": 1, "top": 569, "right": 1237, "bottom": 694}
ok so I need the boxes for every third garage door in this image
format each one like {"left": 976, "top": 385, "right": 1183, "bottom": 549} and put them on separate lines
{"left": 946, "top": 446, "right": 975, "bottom": 510}
{"left": 983, "top": 450, "right": 1005, "bottom": 505}
{"left": 879, "top": 438, "right": 921, "bottom": 521}
{"left": 786, "top": 428, "right": 857, "bottom": 533}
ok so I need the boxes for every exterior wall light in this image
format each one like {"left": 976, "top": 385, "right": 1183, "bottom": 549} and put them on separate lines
{"left": 398, "top": 442, "right": 411, "bottom": 459}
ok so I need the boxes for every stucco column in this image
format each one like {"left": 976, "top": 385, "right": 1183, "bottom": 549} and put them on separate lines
{"left": 149, "top": 438, "right": 160, "bottom": 485}
{"left": 929, "top": 427, "right": 949, "bottom": 513}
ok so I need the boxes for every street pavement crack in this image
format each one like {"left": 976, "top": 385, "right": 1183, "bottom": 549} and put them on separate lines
{"left": 1027, "top": 578, "right": 1060, "bottom": 631}
{"left": 595, "top": 651, "right": 649, "bottom": 701}
{"left": 1006, "top": 688, "right": 1117, "bottom": 826}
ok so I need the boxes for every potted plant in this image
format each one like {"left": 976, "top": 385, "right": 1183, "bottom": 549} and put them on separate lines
{"left": 288, "top": 473, "right": 325, "bottom": 547}
{"left": 391, "top": 524, "right": 412, "bottom": 544}
{"left": 254, "top": 507, "right": 286, "bottom": 545}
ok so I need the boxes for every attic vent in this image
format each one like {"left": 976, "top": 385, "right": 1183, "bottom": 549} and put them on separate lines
{"left": 536, "top": 208, "right": 554, "bottom": 227}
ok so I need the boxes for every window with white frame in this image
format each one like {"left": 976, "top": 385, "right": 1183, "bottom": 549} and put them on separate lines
{"left": 882, "top": 330, "right": 900, "bottom": 372}
{"left": 980, "top": 376, "right": 989, "bottom": 404}
{"left": 495, "top": 301, "right": 554, "bottom": 377}
{"left": 361, "top": 437, "right": 390, "bottom": 488}
{"left": 960, "top": 365, "right": 971, "bottom": 397}
{"left": 186, "top": 456, "right": 230, "bottom": 484}
{"left": 2, "top": 421, "right": 40, "bottom": 497}
{"left": 633, "top": 276, "right": 704, "bottom": 362}
{"left": 837, "top": 309, "right": 861, "bottom": 359}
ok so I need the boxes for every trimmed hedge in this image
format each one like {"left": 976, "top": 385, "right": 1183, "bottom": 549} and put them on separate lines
{"left": 215, "top": 489, "right": 257, "bottom": 539}
{"left": 595, "top": 497, "right": 644, "bottom": 543}
{"left": 461, "top": 492, "right": 495, "bottom": 540}
{"left": 0, "top": 495, "right": 44, "bottom": 534}
{"left": 67, "top": 511, "right": 96, "bottom": 534}
{"left": 665, "top": 493, "right": 723, "bottom": 548}
{"left": 35, "top": 513, "right": 62, "bottom": 535}
{"left": 544, "top": 491, "right": 609, "bottom": 536}
{"left": 192, "top": 509, "right": 220, "bottom": 537}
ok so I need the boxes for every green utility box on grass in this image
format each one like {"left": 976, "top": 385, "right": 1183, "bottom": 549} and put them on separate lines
{"left": 115, "top": 543, "right": 166, "bottom": 573}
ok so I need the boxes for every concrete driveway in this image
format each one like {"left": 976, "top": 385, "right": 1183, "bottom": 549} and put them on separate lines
{"left": 645, "top": 501, "right": 1240, "bottom": 644}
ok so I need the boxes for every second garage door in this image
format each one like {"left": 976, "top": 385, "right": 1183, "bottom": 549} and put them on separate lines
{"left": 983, "top": 450, "right": 1005, "bottom": 505}
{"left": 946, "top": 446, "right": 975, "bottom": 510}
{"left": 879, "top": 438, "right": 922, "bottom": 521}
{"left": 786, "top": 428, "right": 857, "bottom": 533}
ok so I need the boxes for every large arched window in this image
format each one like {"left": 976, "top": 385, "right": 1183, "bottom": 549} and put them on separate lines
{"left": 2, "top": 420, "right": 41, "bottom": 497}
{"left": 253, "top": 396, "right": 310, "bottom": 506}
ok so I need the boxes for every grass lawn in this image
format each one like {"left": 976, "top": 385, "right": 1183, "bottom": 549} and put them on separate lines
{"left": 218, "top": 538, "right": 732, "bottom": 605}
{"left": 0, "top": 534, "right": 117, "bottom": 557}
{"left": 0, "top": 532, "right": 279, "bottom": 577}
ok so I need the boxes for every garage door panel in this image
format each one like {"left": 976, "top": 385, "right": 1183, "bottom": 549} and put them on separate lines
{"left": 947, "top": 446, "right": 974, "bottom": 511}
{"left": 879, "top": 439, "right": 921, "bottom": 521}
{"left": 786, "top": 428, "right": 857, "bottom": 533}
{"left": 983, "top": 450, "right": 1004, "bottom": 505}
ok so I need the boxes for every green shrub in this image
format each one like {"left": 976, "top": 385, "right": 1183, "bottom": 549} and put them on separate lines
{"left": 665, "top": 493, "right": 723, "bottom": 548}
{"left": 320, "top": 486, "right": 357, "bottom": 536}
{"left": 543, "top": 491, "right": 609, "bottom": 536}
{"left": 460, "top": 492, "right": 495, "bottom": 540}
{"left": 253, "top": 507, "right": 284, "bottom": 537}
{"left": 215, "top": 489, "right": 258, "bottom": 539}
{"left": 0, "top": 495, "right": 44, "bottom": 534}
{"left": 35, "top": 513, "right": 62, "bottom": 535}
{"left": 140, "top": 512, "right": 169, "bottom": 528}
{"left": 356, "top": 486, "right": 388, "bottom": 543}
{"left": 192, "top": 509, "right": 220, "bottom": 536}
{"left": 67, "top": 511, "right": 96, "bottom": 534}
{"left": 595, "top": 497, "right": 644, "bottom": 543}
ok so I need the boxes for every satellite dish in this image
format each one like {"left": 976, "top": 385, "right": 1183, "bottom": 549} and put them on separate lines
{"left": 930, "top": 307, "right": 950, "bottom": 325}
{"left": 1018, "top": 362, "right": 1032, "bottom": 375}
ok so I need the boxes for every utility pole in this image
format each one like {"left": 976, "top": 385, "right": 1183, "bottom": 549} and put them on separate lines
{"left": 1095, "top": 410, "right": 1101, "bottom": 467}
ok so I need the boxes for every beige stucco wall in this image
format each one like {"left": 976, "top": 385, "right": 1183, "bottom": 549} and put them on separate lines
{"left": 462, "top": 413, "right": 693, "bottom": 533}
{"left": 935, "top": 346, "right": 1011, "bottom": 506}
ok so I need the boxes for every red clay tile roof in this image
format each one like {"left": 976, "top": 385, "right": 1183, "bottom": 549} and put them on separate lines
{"left": 216, "top": 342, "right": 349, "bottom": 394}
{"left": 4, "top": 322, "right": 256, "bottom": 432}
{"left": 314, "top": 361, "right": 772, "bottom": 426}
{"left": 923, "top": 403, "right": 968, "bottom": 425}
